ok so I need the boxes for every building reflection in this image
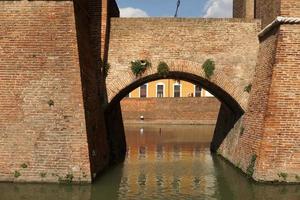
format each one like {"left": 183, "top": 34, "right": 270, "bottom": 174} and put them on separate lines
{"left": 119, "top": 125, "right": 216, "bottom": 198}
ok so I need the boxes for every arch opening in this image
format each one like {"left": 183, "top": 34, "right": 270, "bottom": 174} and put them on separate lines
{"left": 104, "top": 71, "right": 244, "bottom": 165}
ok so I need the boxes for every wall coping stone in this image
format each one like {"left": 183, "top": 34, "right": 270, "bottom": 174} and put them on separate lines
{"left": 258, "top": 16, "right": 300, "bottom": 38}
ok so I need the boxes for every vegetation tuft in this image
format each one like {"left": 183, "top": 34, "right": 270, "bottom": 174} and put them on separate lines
{"left": 47, "top": 99, "right": 54, "bottom": 107}
{"left": 278, "top": 172, "right": 288, "bottom": 181}
{"left": 157, "top": 61, "right": 170, "bottom": 77}
{"left": 244, "top": 84, "right": 252, "bottom": 93}
{"left": 240, "top": 127, "right": 245, "bottom": 136}
{"left": 14, "top": 171, "right": 21, "bottom": 178}
{"left": 20, "top": 163, "right": 28, "bottom": 169}
{"left": 40, "top": 172, "right": 47, "bottom": 178}
{"left": 59, "top": 173, "right": 74, "bottom": 184}
{"left": 246, "top": 154, "right": 257, "bottom": 177}
{"left": 202, "top": 59, "right": 215, "bottom": 79}
{"left": 130, "top": 60, "right": 151, "bottom": 77}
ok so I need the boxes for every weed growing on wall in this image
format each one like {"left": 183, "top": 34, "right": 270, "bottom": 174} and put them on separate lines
{"left": 47, "top": 99, "right": 54, "bottom": 107}
{"left": 244, "top": 84, "right": 252, "bottom": 93}
{"left": 202, "top": 59, "right": 215, "bottom": 79}
{"left": 58, "top": 173, "right": 74, "bottom": 184}
{"left": 14, "top": 171, "right": 21, "bottom": 178}
{"left": 20, "top": 163, "right": 28, "bottom": 169}
{"left": 130, "top": 60, "right": 151, "bottom": 77}
{"left": 240, "top": 127, "right": 245, "bottom": 136}
{"left": 157, "top": 61, "right": 169, "bottom": 77}
{"left": 246, "top": 154, "right": 257, "bottom": 177}
{"left": 278, "top": 172, "right": 288, "bottom": 181}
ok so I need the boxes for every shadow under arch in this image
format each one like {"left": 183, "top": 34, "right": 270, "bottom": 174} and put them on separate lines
{"left": 104, "top": 71, "right": 244, "bottom": 165}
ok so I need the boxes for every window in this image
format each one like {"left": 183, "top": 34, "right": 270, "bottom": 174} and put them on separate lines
{"left": 140, "top": 84, "right": 147, "bottom": 98}
{"left": 156, "top": 83, "right": 164, "bottom": 98}
{"left": 195, "top": 85, "right": 202, "bottom": 97}
{"left": 174, "top": 84, "right": 181, "bottom": 97}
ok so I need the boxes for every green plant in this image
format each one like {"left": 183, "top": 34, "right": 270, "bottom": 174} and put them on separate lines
{"left": 244, "top": 84, "right": 252, "bottom": 93}
{"left": 40, "top": 172, "right": 47, "bottom": 178}
{"left": 130, "top": 59, "right": 151, "bottom": 77}
{"left": 295, "top": 175, "right": 300, "bottom": 181}
{"left": 240, "top": 127, "right": 245, "bottom": 136}
{"left": 65, "top": 173, "right": 74, "bottom": 184}
{"left": 278, "top": 172, "right": 288, "bottom": 181}
{"left": 157, "top": 61, "right": 169, "bottom": 77}
{"left": 101, "top": 59, "right": 111, "bottom": 78}
{"left": 14, "top": 171, "right": 21, "bottom": 178}
{"left": 202, "top": 59, "right": 215, "bottom": 79}
{"left": 58, "top": 173, "right": 74, "bottom": 184}
{"left": 47, "top": 99, "right": 54, "bottom": 107}
{"left": 20, "top": 163, "right": 28, "bottom": 169}
{"left": 246, "top": 154, "right": 257, "bottom": 177}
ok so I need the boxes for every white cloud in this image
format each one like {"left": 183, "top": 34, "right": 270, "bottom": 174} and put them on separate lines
{"left": 203, "top": 0, "right": 233, "bottom": 18}
{"left": 119, "top": 7, "right": 149, "bottom": 18}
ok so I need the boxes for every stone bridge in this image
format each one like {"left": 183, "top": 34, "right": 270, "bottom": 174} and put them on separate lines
{"left": 0, "top": 0, "right": 299, "bottom": 184}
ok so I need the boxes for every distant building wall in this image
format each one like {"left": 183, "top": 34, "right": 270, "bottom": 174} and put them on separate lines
{"left": 121, "top": 97, "right": 220, "bottom": 125}
{"left": 129, "top": 79, "right": 213, "bottom": 98}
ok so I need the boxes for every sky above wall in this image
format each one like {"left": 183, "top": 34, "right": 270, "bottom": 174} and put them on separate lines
{"left": 116, "top": 0, "right": 233, "bottom": 18}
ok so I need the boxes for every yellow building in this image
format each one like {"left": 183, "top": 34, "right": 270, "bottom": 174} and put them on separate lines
{"left": 127, "top": 79, "right": 213, "bottom": 98}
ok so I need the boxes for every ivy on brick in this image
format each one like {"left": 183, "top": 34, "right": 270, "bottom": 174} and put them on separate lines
{"left": 157, "top": 61, "right": 169, "bottom": 77}
{"left": 130, "top": 59, "right": 151, "bottom": 77}
{"left": 202, "top": 59, "right": 215, "bottom": 79}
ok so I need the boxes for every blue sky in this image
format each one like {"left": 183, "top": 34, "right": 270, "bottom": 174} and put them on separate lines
{"left": 116, "top": 0, "right": 233, "bottom": 18}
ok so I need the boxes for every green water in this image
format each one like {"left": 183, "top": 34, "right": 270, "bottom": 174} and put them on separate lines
{"left": 0, "top": 124, "right": 299, "bottom": 200}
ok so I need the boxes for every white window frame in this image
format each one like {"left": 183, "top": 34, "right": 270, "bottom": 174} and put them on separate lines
{"left": 156, "top": 82, "right": 165, "bottom": 98}
{"left": 194, "top": 85, "right": 202, "bottom": 97}
{"left": 173, "top": 82, "right": 182, "bottom": 97}
{"left": 139, "top": 83, "right": 148, "bottom": 98}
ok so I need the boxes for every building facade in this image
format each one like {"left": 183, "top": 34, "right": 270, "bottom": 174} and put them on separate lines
{"left": 127, "top": 79, "right": 213, "bottom": 98}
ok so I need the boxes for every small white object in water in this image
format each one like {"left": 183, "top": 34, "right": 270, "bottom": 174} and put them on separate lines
{"left": 140, "top": 128, "right": 144, "bottom": 135}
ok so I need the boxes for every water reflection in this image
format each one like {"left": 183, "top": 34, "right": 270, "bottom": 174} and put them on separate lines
{"left": 0, "top": 124, "right": 299, "bottom": 200}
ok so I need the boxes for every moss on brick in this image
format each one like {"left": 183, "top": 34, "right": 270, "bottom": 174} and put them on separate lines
{"left": 246, "top": 154, "right": 257, "bottom": 177}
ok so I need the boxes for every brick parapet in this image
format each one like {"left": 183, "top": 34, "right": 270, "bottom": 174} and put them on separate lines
{"left": 121, "top": 97, "right": 220, "bottom": 125}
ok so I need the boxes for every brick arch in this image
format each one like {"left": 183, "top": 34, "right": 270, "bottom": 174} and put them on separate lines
{"left": 106, "top": 60, "right": 249, "bottom": 112}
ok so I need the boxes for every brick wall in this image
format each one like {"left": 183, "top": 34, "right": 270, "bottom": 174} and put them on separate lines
{"left": 233, "top": 0, "right": 254, "bottom": 19}
{"left": 255, "top": 24, "right": 300, "bottom": 181}
{"left": 280, "top": 0, "right": 300, "bottom": 18}
{"left": 0, "top": 1, "right": 92, "bottom": 183}
{"left": 121, "top": 97, "right": 220, "bottom": 125}
{"left": 235, "top": 0, "right": 299, "bottom": 28}
{"left": 0, "top": 0, "right": 119, "bottom": 183}
{"left": 218, "top": 26, "right": 279, "bottom": 181}
{"left": 219, "top": 23, "right": 300, "bottom": 182}
{"left": 233, "top": 0, "right": 246, "bottom": 18}
{"left": 255, "top": 0, "right": 281, "bottom": 27}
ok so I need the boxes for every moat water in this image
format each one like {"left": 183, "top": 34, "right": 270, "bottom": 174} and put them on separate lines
{"left": 0, "top": 124, "right": 299, "bottom": 200}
